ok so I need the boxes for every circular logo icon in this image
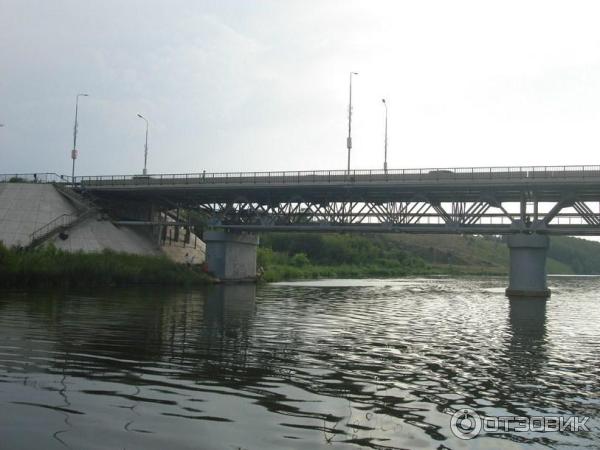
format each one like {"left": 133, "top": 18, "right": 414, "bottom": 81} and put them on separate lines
{"left": 450, "top": 408, "right": 482, "bottom": 440}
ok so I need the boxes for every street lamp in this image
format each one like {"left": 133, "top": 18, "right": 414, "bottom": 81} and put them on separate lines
{"left": 137, "top": 114, "right": 149, "bottom": 175}
{"left": 72, "top": 93, "right": 89, "bottom": 184}
{"left": 382, "top": 98, "right": 388, "bottom": 174}
{"left": 347, "top": 71, "right": 358, "bottom": 173}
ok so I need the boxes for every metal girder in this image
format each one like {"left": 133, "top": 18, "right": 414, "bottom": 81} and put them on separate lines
{"left": 573, "top": 201, "right": 600, "bottom": 226}
{"left": 186, "top": 196, "right": 600, "bottom": 235}
{"left": 543, "top": 197, "right": 575, "bottom": 225}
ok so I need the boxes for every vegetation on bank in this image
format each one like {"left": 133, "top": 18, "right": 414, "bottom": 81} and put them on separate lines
{"left": 0, "top": 243, "right": 213, "bottom": 287}
{"left": 258, "top": 233, "right": 434, "bottom": 282}
{"left": 3, "top": 232, "right": 599, "bottom": 286}
{"left": 258, "top": 248, "right": 435, "bottom": 282}
{"left": 257, "top": 232, "right": 600, "bottom": 282}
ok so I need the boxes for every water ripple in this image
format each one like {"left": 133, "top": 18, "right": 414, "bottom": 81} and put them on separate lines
{"left": 0, "top": 277, "right": 599, "bottom": 448}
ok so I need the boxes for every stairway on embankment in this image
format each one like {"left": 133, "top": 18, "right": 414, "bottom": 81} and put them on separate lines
{"left": 0, "top": 182, "right": 160, "bottom": 255}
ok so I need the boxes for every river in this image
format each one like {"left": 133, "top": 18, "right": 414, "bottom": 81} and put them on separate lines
{"left": 0, "top": 276, "right": 598, "bottom": 449}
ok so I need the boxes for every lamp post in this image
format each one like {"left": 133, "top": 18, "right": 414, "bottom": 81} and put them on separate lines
{"left": 72, "top": 93, "right": 89, "bottom": 184}
{"left": 137, "top": 114, "right": 149, "bottom": 175}
{"left": 382, "top": 98, "right": 388, "bottom": 174}
{"left": 347, "top": 71, "right": 358, "bottom": 173}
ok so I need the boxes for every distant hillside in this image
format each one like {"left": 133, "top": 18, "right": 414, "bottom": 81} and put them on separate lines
{"left": 549, "top": 236, "right": 600, "bottom": 274}
{"left": 380, "top": 234, "right": 591, "bottom": 275}
{"left": 258, "top": 233, "right": 600, "bottom": 277}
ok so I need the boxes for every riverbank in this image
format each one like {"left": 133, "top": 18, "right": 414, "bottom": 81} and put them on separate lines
{"left": 256, "top": 244, "right": 508, "bottom": 282}
{"left": 257, "top": 232, "right": 600, "bottom": 282}
{"left": 258, "top": 262, "right": 506, "bottom": 282}
{"left": 0, "top": 244, "right": 213, "bottom": 287}
{"left": 4, "top": 231, "right": 599, "bottom": 286}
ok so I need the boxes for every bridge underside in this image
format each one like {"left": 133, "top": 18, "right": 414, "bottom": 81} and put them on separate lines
{"left": 88, "top": 192, "right": 600, "bottom": 236}
{"left": 92, "top": 196, "right": 600, "bottom": 236}
{"left": 194, "top": 198, "right": 600, "bottom": 235}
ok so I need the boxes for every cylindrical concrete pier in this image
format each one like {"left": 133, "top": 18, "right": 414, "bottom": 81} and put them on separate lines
{"left": 505, "top": 233, "right": 551, "bottom": 298}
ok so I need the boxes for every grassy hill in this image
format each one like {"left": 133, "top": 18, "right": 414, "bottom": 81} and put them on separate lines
{"left": 258, "top": 232, "right": 600, "bottom": 281}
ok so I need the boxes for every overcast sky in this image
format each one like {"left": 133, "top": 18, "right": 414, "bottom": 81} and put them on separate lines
{"left": 1, "top": 0, "right": 600, "bottom": 176}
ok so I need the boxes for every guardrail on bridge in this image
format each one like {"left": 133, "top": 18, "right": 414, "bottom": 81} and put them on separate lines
{"left": 0, "top": 173, "right": 72, "bottom": 184}
{"left": 76, "top": 165, "right": 600, "bottom": 187}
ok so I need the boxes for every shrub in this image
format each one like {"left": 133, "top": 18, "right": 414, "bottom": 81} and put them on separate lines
{"left": 290, "top": 253, "right": 310, "bottom": 267}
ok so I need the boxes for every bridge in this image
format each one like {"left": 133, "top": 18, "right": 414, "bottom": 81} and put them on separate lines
{"left": 73, "top": 164, "right": 600, "bottom": 297}
{"left": 80, "top": 165, "right": 600, "bottom": 235}
{"left": 5, "top": 165, "right": 600, "bottom": 296}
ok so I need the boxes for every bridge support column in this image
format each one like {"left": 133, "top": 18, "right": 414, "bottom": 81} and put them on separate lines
{"left": 505, "top": 234, "right": 551, "bottom": 298}
{"left": 204, "top": 231, "right": 259, "bottom": 282}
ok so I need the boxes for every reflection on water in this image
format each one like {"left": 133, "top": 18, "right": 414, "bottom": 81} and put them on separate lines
{"left": 507, "top": 298, "right": 548, "bottom": 382}
{"left": 0, "top": 277, "right": 599, "bottom": 449}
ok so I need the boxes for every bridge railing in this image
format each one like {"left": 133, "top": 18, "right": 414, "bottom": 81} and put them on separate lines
{"left": 0, "top": 173, "right": 72, "bottom": 184}
{"left": 77, "top": 164, "right": 600, "bottom": 187}
{"left": 29, "top": 213, "right": 77, "bottom": 246}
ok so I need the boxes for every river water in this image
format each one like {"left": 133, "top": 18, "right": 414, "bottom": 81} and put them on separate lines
{"left": 0, "top": 277, "right": 598, "bottom": 449}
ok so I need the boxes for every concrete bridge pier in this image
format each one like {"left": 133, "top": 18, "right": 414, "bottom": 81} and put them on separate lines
{"left": 505, "top": 233, "right": 551, "bottom": 298}
{"left": 204, "top": 230, "right": 259, "bottom": 282}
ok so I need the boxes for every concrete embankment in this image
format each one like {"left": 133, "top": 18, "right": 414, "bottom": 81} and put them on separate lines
{"left": 51, "top": 217, "right": 161, "bottom": 256}
{"left": 0, "top": 183, "right": 75, "bottom": 247}
{"left": 0, "top": 183, "right": 205, "bottom": 264}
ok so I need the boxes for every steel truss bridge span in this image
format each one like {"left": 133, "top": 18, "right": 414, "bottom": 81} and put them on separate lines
{"left": 81, "top": 165, "right": 600, "bottom": 236}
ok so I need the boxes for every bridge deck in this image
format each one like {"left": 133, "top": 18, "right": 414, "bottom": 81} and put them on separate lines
{"left": 81, "top": 165, "right": 600, "bottom": 203}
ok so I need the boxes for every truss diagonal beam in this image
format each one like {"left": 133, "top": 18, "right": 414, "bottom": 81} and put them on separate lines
{"left": 544, "top": 198, "right": 575, "bottom": 225}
